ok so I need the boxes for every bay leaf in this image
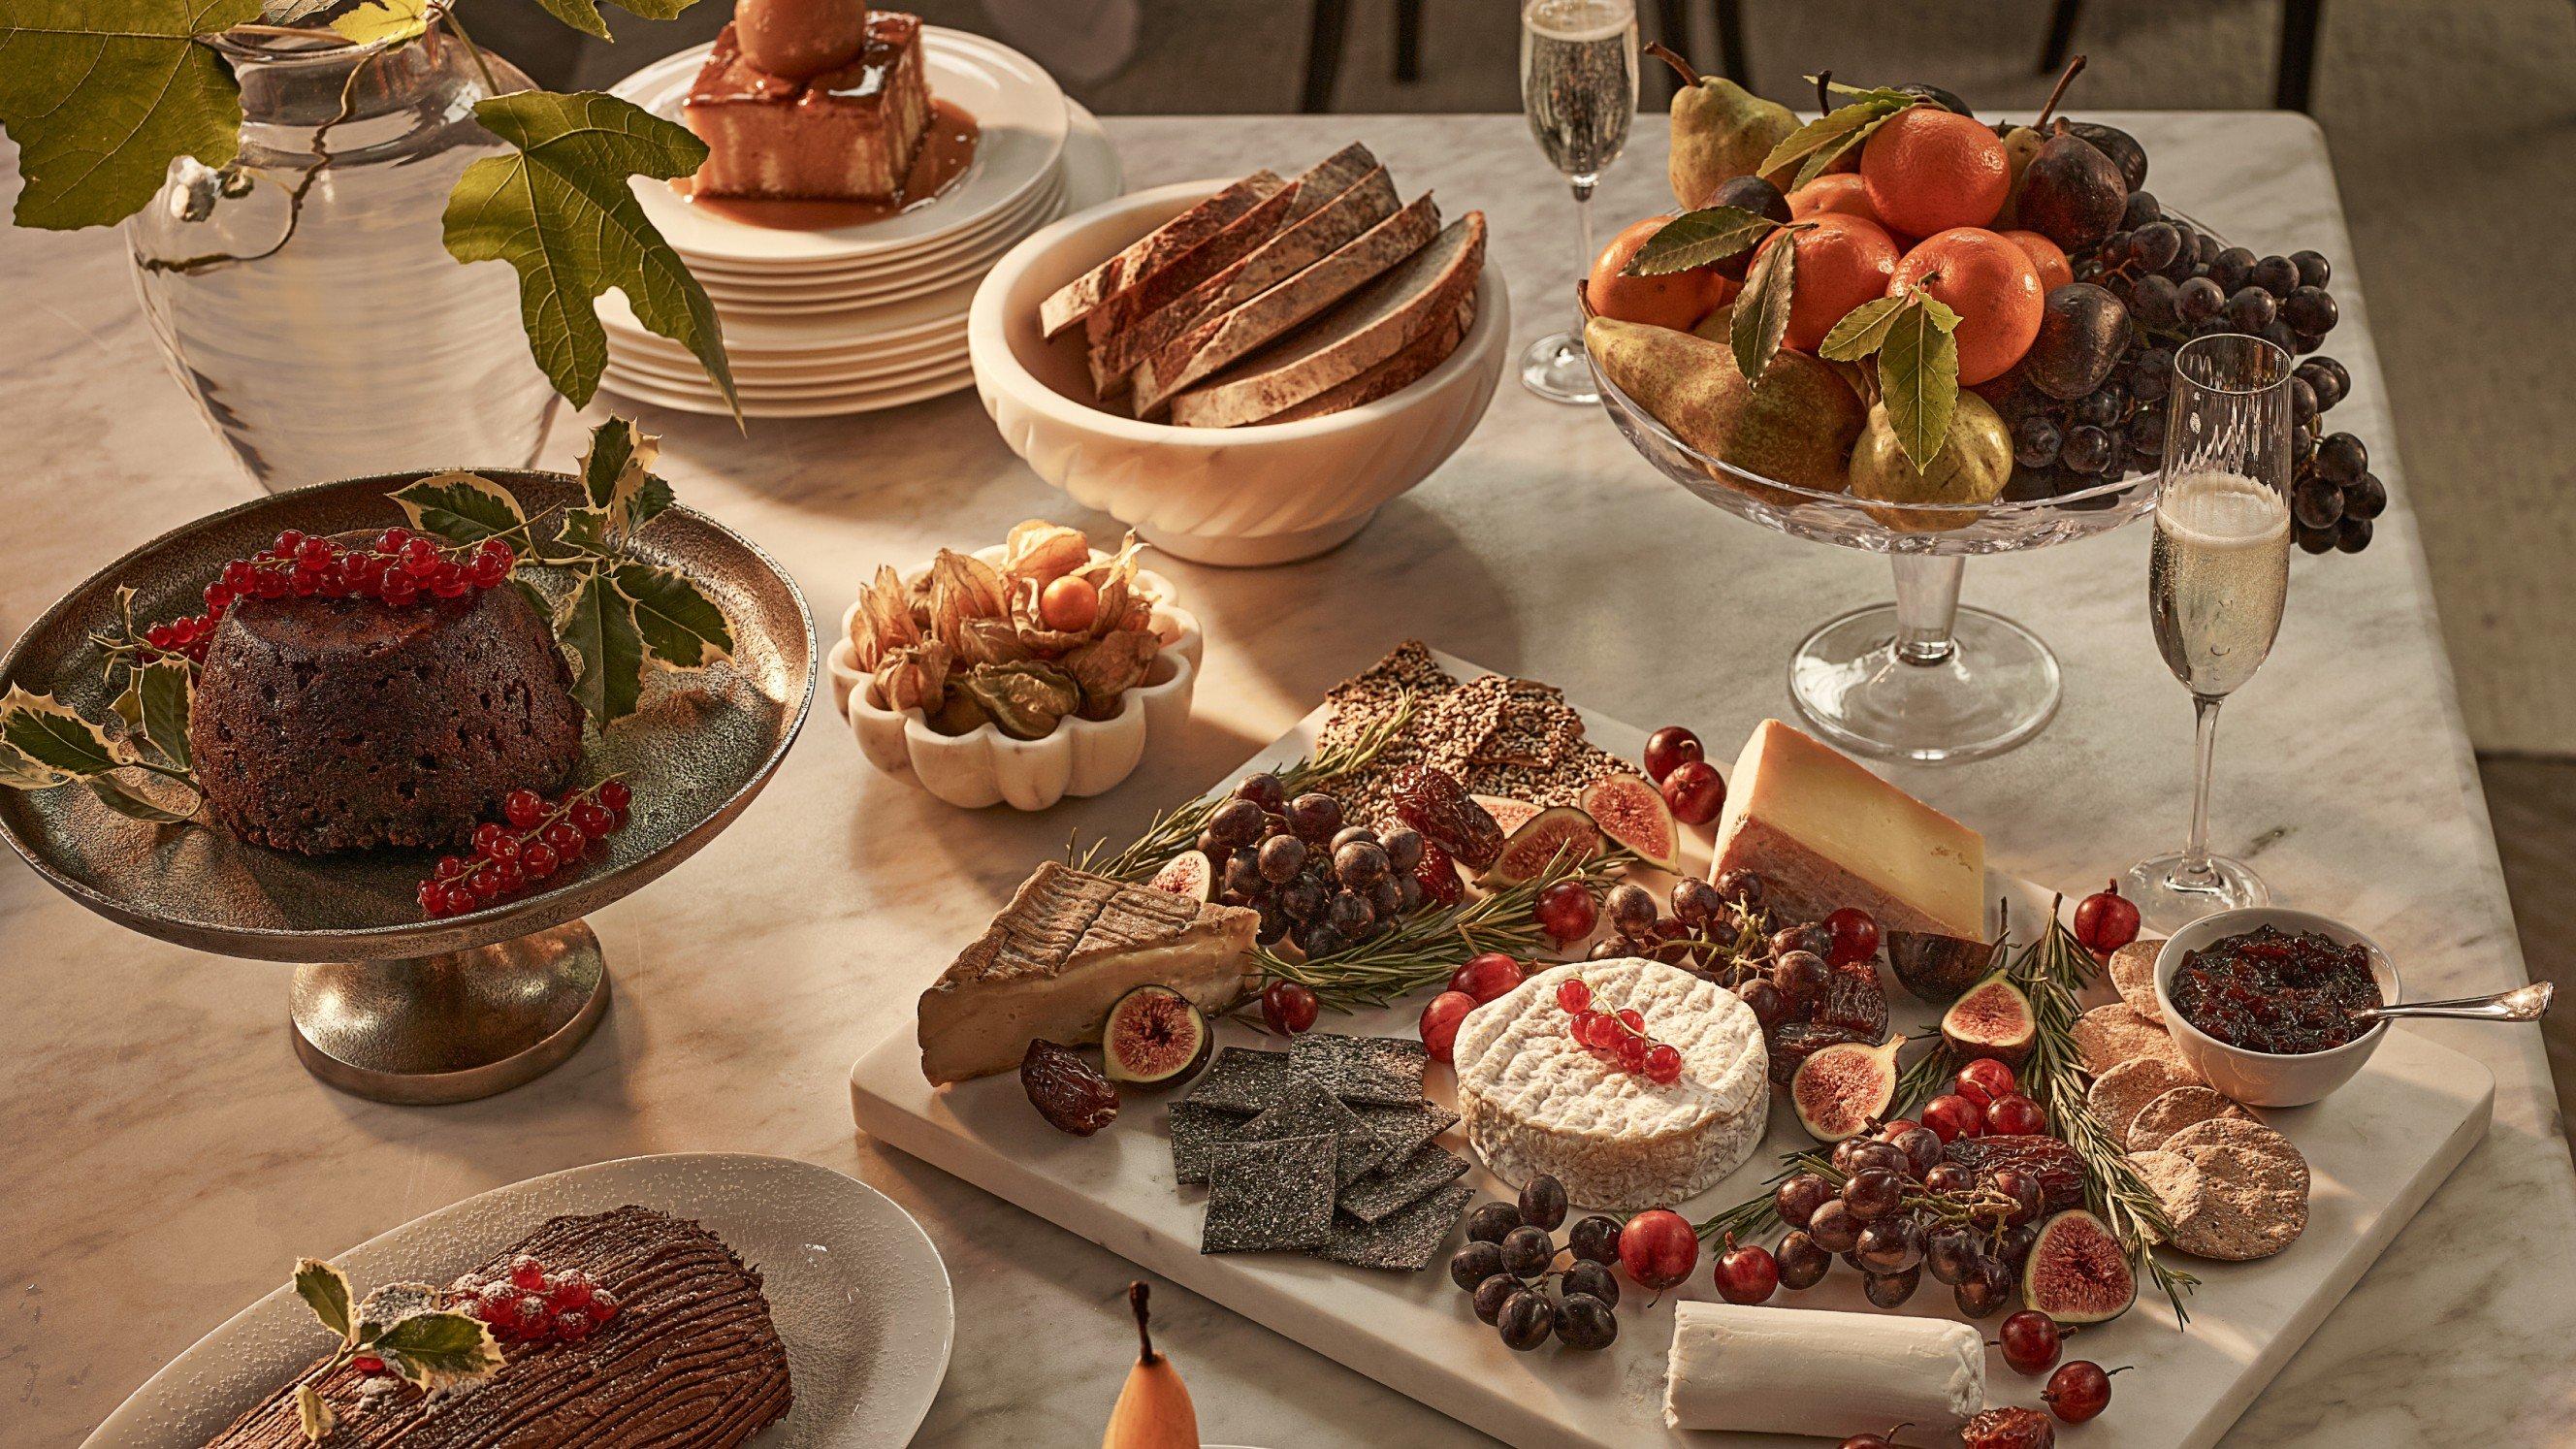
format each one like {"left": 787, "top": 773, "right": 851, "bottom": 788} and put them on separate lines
{"left": 1730, "top": 230, "right": 1795, "bottom": 386}
{"left": 1624, "top": 206, "right": 1778, "bottom": 277}
{"left": 1819, "top": 294, "right": 1907, "bottom": 362}
{"left": 1880, "top": 293, "right": 1963, "bottom": 472}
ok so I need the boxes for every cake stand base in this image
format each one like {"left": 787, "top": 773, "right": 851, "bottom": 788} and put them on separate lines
{"left": 1787, "top": 603, "right": 2062, "bottom": 765}
{"left": 288, "top": 920, "right": 611, "bottom": 1105}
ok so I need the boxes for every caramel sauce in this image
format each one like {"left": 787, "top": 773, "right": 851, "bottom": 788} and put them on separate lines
{"left": 676, "top": 99, "right": 981, "bottom": 231}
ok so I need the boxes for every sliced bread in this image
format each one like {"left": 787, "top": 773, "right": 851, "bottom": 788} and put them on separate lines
{"left": 1132, "top": 192, "right": 1442, "bottom": 417}
{"left": 1086, "top": 165, "right": 1401, "bottom": 397}
{"left": 1252, "top": 292, "right": 1474, "bottom": 425}
{"left": 1039, "top": 170, "right": 1283, "bottom": 338}
{"left": 1169, "top": 210, "right": 1486, "bottom": 429}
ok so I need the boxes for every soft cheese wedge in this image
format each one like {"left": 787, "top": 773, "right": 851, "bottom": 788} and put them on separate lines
{"left": 918, "top": 862, "right": 1258, "bottom": 1085}
{"left": 1708, "top": 720, "right": 1986, "bottom": 940}
{"left": 1663, "top": 1302, "right": 1984, "bottom": 1436}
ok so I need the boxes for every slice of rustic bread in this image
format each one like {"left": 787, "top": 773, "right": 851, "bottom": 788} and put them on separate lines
{"left": 1131, "top": 193, "right": 1441, "bottom": 417}
{"left": 1039, "top": 170, "right": 1284, "bottom": 338}
{"left": 1169, "top": 211, "right": 1485, "bottom": 429}
{"left": 1252, "top": 292, "right": 1474, "bottom": 425}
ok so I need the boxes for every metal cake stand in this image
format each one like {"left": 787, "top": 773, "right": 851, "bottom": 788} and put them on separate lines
{"left": 0, "top": 470, "right": 816, "bottom": 1105}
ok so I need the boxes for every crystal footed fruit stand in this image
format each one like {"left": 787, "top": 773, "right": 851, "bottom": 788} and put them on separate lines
{"left": 1591, "top": 354, "right": 2156, "bottom": 764}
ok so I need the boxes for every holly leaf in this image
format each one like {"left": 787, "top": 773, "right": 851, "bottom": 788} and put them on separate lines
{"left": 615, "top": 562, "right": 732, "bottom": 670}
{"left": 294, "top": 1384, "right": 334, "bottom": 1444}
{"left": 137, "top": 659, "right": 193, "bottom": 770}
{"left": 558, "top": 571, "right": 646, "bottom": 724}
{"left": 1624, "top": 206, "right": 1780, "bottom": 277}
{"left": 1880, "top": 293, "right": 1963, "bottom": 471}
{"left": 390, "top": 469, "right": 528, "bottom": 546}
{"left": 1756, "top": 96, "right": 1911, "bottom": 191}
{"left": 331, "top": 0, "right": 429, "bottom": 44}
{"left": 372, "top": 1310, "right": 502, "bottom": 1389}
{"left": 527, "top": 0, "right": 696, "bottom": 42}
{"left": 577, "top": 416, "right": 673, "bottom": 541}
{"left": 0, "top": 740, "right": 69, "bottom": 790}
{"left": 0, "top": 0, "right": 262, "bottom": 229}
{"left": 0, "top": 687, "right": 132, "bottom": 777}
{"left": 87, "top": 776, "right": 196, "bottom": 823}
{"left": 1818, "top": 294, "right": 1908, "bottom": 362}
{"left": 292, "top": 1258, "right": 355, "bottom": 1342}
{"left": 1730, "top": 229, "right": 1795, "bottom": 385}
{"left": 442, "top": 90, "right": 735, "bottom": 413}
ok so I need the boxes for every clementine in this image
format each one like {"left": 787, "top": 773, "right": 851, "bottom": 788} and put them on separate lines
{"left": 1587, "top": 214, "right": 1730, "bottom": 332}
{"left": 2000, "top": 229, "right": 2073, "bottom": 293}
{"left": 1859, "top": 106, "right": 2011, "bottom": 238}
{"left": 1889, "top": 227, "right": 2045, "bottom": 385}
{"left": 1787, "top": 173, "right": 1881, "bottom": 226}
{"left": 1755, "top": 211, "right": 1901, "bottom": 352}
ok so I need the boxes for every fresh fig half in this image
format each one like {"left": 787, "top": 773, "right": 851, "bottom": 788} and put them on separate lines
{"left": 1887, "top": 929, "right": 1997, "bottom": 1004}
{"left": 1579, "top": 774, "right": 1680, "bottom": 872}
{"left": 2020, "top": 1208, "right": 2138, "bottom": 1324}
{"left": 1790, "top": 1035, "right": 1903, "bottom": 1142}
{"left": 1765, "top": 1020, "right": 1878, "bottom": 1086}
{"left": 1941, "top": 976, "right": 2038, "bottom": 1066}
{"left": 1100, "top": 984, "right": 1212, "bottom": 1090}
{"left": 1479, "top": 805, "right": 1600, "bottom": 887}
{"left": 1149, "top": 850, "right": 1214, "bottom": 901}
{"left": 1471, "top": 793, "right": 1542, "bottom": 837}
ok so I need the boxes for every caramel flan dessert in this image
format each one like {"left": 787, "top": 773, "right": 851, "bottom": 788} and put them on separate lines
{"left": 683, "top": 0, "right": 942, "bottom": 205}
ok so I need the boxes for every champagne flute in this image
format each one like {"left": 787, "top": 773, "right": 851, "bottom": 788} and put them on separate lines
{"left": 1518, "top": 0, "right": 1636, "bottom": 404}
{"left": 2127, "top": 333, "right": 2297, "bottom": 930}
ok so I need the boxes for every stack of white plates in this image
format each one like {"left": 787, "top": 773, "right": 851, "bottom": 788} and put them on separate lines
{"left": 602, "top": 30, "right": 1120, "bottom": 417}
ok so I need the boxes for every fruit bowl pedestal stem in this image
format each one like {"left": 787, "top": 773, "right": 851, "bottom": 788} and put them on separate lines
{"left": 1786, "top": 555, "right": 2063, "bottom": 765}
{"left": 288, "top": 920, "right": 610, "bottom": 1105}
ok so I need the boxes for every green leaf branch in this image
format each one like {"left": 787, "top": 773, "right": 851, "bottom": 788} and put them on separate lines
{"left": 281, "top": 1257, "right": 501, "bottom": 1440}
{"left": 1730, "top": 226, "right": 1800, "bottom": 384}
{"left": 1625, "top": 205, "right": 1782, "bottom": 278}
{"left": 1757, "top": 93, "right": 1916, "bottom": 191}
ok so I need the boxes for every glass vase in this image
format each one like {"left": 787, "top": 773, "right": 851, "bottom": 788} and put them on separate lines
{"left": 124, "top": 24, "right": 560, "bottom": 492}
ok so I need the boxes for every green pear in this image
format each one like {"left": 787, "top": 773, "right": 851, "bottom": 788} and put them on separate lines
{"left": 1587, "top": 317, "right": 1865, "bottom": 501}
{"left": 1848, "top": 392, "right": 2012, "bottom": 531}
{"left": 1689, "top": 303, "right": 1733, "bottom": 344}
{"left": 1993, "top": 125, "right": 2045, "bottom": 227}
{"left": 1658, "top": 54, "right": 1799, "bottom": 206}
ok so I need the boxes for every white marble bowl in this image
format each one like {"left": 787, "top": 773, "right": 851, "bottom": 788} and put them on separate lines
{"left": 2153, "top": 907, "right": 2401, "bottom": 1108}
{"left": 967, "top": 179, "right": 1509, "bottom": 567}
{"left": 826, "top": 550, "right": 1202, "bottom": 810}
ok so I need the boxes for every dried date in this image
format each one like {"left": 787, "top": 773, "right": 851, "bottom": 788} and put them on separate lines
{"left": 1021, "top": 1039, "right": 1119, "bottom": 1136}
{"left": 1386, "top": 765, "right": 1504, "bottom": 871}
{"left": 1943, "top": 1134, "right": 2087, "bottom": 1212}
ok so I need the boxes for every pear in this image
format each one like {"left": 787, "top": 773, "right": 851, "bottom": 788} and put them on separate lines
{"left": 1649, "top": 44, "right": 1798, "bottom": 207}
{"left": 1993, "top": 125, "right": 2045, "bottom": 227}
{"left": 1588, "top": 317, "right": 1865, "bottom": 502}
{"left": 1847, "top": 392, "right": 2012, "bottom": 532}
{"left": 1689, "top": 303, "right": 1733, "bottom": 344}
{"left": 1103, "top": 1282, "right": 1197, "bottom": 1449}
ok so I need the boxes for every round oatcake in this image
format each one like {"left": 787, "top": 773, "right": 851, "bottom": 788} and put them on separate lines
{"left": 2125, "top": 1148, "right": 2201, "bottom": 1243}
{"left": 2070, "top": 1005, "right": 2190, "bottom": 1077}
{"left": 2160, "top": 1118, "right": 2309, "bottom": 1260}
{"left": 2126, "top": 1084, "right": 2252, "bottom": 1152}
{"left": 2087, "top": 1057, "right": 2199, "bottom": 1147}
{"left": 2108, "top": 939, "right": 2167, "bottom": 1022}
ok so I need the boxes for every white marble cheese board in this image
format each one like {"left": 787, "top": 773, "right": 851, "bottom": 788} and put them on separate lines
{"left": 850, "top": 656, "right": 2494, "bottom": 1447}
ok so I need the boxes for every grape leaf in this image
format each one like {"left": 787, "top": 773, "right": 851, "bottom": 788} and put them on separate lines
{"left": 1819, "top": 294, "right": 1908, "bottom": 362}
{"left": 442, "top": 91, "right": 735, "bottom": 413}
{"left": 1730, "top": 229, "right": 1795, "bottom": 386}
{"left": 615, "top": 562, "right": 732, "bottom": 669}
{"left": 0, "top": 687, "right": 131, "bottom": 776}
{"left": 1624, "top": 206, "right": 1780, "bottom": 277}
{"left": 291, "top": 1258, "right": 355, "bottom": 1342}
{"left": 1879, "top": 293, "right": 1963, "bottom": 471}
{"left": 0, "top": 0, "right": 262, "bottom": 229}
{"left": 558, "top": 570, "right": 646, "bottom": 724}
{"left": 390, "top": 469, "right": 528, "bottom": 545}
{"left": 330, "top": 0, "right": 429, "bottom": 44}
{"left": 137, "top": 659, "right": 193, "bottom": 770}
{"left": 527, "top": 0, "right": 696, "bottom": 43}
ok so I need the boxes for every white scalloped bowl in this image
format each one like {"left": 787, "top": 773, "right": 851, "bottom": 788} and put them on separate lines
{"left": 826, "top": 549, "right": 1202, "bottom": 810}
{"left": 968, "top": 179, "right": 1509, "bottom": 567}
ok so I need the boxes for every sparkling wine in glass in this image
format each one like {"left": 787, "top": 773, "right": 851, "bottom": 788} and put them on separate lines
{"left": 1519, "top": 0, "right": 1636, "bottom": 404}
{"left": 2127, "top": 333, "right": 2297, "bottom": 930}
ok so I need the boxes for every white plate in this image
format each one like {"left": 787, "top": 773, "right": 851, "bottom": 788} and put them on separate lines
{"left": 610, "top": 329, "right": 968, "bottom": 385}
{"left": 699, "top": 204, "right": 1062, "bottom": 312}
{"left": 849, "top": 653, "right": 2497, "bottom": 1449}
{"left": 617, "top": 28, "right": 1068, "bottom": 267}
{"left": 680, "top": 165, "right": 1063, "bottom": 287}
{"left": 601, "top": 360, "right": 977, "bottom": 417}
{"left": 86, "top": 1153, "right": 954, "bottom": 1449}
{"left": 608, "top": 341, "right": 969, "bottom": 395}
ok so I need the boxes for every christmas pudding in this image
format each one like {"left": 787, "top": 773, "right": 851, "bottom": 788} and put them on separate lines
{"left": 188, "top": 533, "right": 585, "bottom": 855}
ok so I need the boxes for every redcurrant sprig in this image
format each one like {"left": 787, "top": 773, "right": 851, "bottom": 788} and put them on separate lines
{"left": 448, "top": 1253, "right": 622, "bottom": 1352}
{"left": 416, "top": 778, "right": 631, "bottom": 918}
{"left": 134, "top": 528, "right": 519, "bottom": 668}
{"left": 1555, "top": 976, "right": 1685, "bottom": 1083}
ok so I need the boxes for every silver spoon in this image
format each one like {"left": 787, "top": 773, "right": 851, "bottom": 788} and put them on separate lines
{"left": 2349, "top": 981, "right": 2554, "bottom": 1027}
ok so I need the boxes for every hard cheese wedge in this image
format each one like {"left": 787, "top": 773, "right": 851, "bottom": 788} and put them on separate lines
{"left": 1708, "top": 720, "right": 1985, "bottom": 939}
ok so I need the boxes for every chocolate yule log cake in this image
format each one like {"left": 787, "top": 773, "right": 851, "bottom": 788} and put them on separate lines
{"left": 188, "top": 537, "right": 585, "bottom": 855}
{"left": 206, "top": 1207, "right": 792, "bottom": 1447}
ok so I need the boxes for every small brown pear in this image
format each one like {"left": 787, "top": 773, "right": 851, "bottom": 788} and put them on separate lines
{"left": 1102, "top": 1282, "right": 1198, "bottom": 1449}
{"left": 1649, "top": 44, "right": 1799, "bottom": 207}
{"left": 1587, "top": 316, "right": 1866, "bottom": 503}
{"left": 1847, "top": 391, "right": 2012, "bottom": 532}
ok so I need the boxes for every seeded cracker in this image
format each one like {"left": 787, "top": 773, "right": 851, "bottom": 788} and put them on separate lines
{"left": 1169, "top": 1102, "right": 1239, "bottom": 1185}
{"left": 1411, "top": 675, "right": 1513, "bottom": 777}
{"left": 1336, "top": 1143, "right": 1471, "bottom": 1223}
{"left": 1471, "top": 679, "right": 1579, "bottom": 771}
{"left": 2126, "top": 1084, "right": 2253, "bottom": 1152}
{"left": 2125, "top": 1148, "right": 2203, "bottom": 1243}
{"left": 1233, "top": 1078, "right": 1392, "bottom": 1184}
{"left": 1290, "top": 1033, "right": 1429, "bottom": 1107}
{"left": 1184, "top": 1046, "right": 1289, "bottom": 1114}
{"left": 1350, "top": 1100, "right": 1458, "bottom": 1169}
{"left": 1463, "top": 742, "right": 1626, "bottom": 810}
{"left": 2071, "top": 1004, "right": 2192, "bottom": 1076}
{"left": 2086, "top": 1057, "right": 2199, "bottom": 1147}
{"left": 2108, "top": 939, "right": 2167, "bottom": 1022}
{"left": 1203, "top": 1135, "right": 1336, "bottom": 1254}
{"left": 1312, "top": 1182, "right": 1474, "bottom": 1271}
{"left": 2159, "top": 1117, "right": 2309, "bottom": 1261}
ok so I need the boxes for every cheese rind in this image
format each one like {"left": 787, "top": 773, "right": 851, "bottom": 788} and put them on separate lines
{"left": 1709, "top": 720, "right": 1986, "bottom": 940}
{"left": 1663, "top": 1302, "right": 1985, "bottom": 1435}
{"left": 1452, "top": 959, "right": 1766, "bottom": 1211}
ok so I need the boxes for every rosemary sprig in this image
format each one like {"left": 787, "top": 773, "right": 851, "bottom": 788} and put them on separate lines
{"left": 1892, "top": 1028, "right": 1960, "bottom": 1118}
{"left": 1249, "top": 846, "right": 1633, "bottom": 1014}
{"left": 1066, "top": 690, "right": 1416, "bottom": 882}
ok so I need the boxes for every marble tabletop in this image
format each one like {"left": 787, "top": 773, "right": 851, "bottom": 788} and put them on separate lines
{"left": 2, "top": 113, "right": 2570, "bottom": 1447}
